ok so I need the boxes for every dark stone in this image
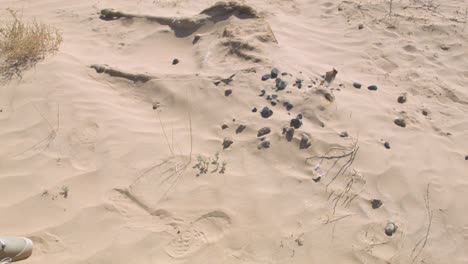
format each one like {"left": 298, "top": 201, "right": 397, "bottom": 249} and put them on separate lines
{"left": 222, "top": 138, "right": 234, "bottom": 149}
{"left": 172, "top": 58, "right": 179, "bottom": 65}
{"left": 294, "top": 79, "right": 302, "bottom": 89}
{"left": 271, "top": 94, "right": 278, "bottom": 99}
{"left": 465, "top": 155, "right": 468, "bottom": 160}
{"left": 394, "top": 118, "right": 406, "bottom": 128}
{"left": 385, "top": 222, "right": 398, "bottom": 236}
{"left": 258, "top": 140, "right": 271, "bottom": 150}
{"left": 422, "top": 109, "right": 429, "bottom": 116}
{"left": 340, "top": 131, "right": 349, "bottom": 138}
{"left": 296, "top": 114, "right": 303, "bottom": 120}
{"left": 271, "top": 68, "right": 279, "bottom": 78}
{"left": 236, "top": 125, "right": 247, "bottom": 134}
{"left": 266, "top": 95, "right": 271, "bottom": 101}
{"left": 358, "top": 24, "right": 364, "bottom": 30}
{"left": 384, "top": 142, "right": 391, "bottom": 149}
{"left": 290, "top": 118, "right": 302, "bottom": 129}
{"left": 260, "top": 107, "right": 273, "bottom": 118}
{"left": 252, "top": 107, "right": 257, "bottom": 113}
{"left": 324, "top": 92, "right": 334, "bottom": 102}
{"left": 313, "top": 177, "right": 321, "bottom": 182}
{"left": 281, "top": 72, "right": 288, "bottom": 76}
{"left": 257, "top": 127, "right": 271, "bottom": 137}
{"left": 397, "top": 94, "right": 407, "bottom": 104}
{"left": 221, "top": 124, "right": 229, "bottom": 130}
{"left": 283, "top": 127, "right": 295, "bottom": 141}
{"left": 368, "top": 85, "right": 378, "bottom": 91}
{"left": 259, "top": 90, "right": 266, "bottom": 96}
{"left": 283, "top": 102, "right": 294, "bottom": 111}
{"left": 225, "top": 89, "right": 232, "bottom": 96}
{"left": 276, "top": 79, "right": 287, "bottom": 91}
{"left": 270, "top": 101, "right": 277, "bottom": 106}
{"left": 353, "top": 82, "right": 362, "bottom": 89}
{"left": 371, "top": 199, "right": 383, "bottom": 209}
{"left": 261, "top": 74, "right": 271, "bottom": 81}
{"left": 193, "top": 34, "right": 201, "bottom": 44}
{"left": 299, "top": 134, "right": 311, "bottom": 149}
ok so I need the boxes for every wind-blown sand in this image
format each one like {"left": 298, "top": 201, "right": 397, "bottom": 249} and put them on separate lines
{"left": 0, "top": 0, "right": 467, "bottom": 263}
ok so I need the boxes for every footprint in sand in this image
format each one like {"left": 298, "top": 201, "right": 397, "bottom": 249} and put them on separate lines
{"left": 66, "top": 121, "right": 99, "bottom": 170}
{"left": 107, "top": 188, "right": 182, "bottom": 232}
{"left": 164, "top": 211, "right": 231, "bottom": 258}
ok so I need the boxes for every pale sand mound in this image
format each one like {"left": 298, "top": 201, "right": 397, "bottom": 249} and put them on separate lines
{"left": 0, "top": 0, "right": 467, "bottom": 264}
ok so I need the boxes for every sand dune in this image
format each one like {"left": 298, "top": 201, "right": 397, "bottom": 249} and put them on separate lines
{"left": 1, "top": 0, "right": 467, "bottom": 263}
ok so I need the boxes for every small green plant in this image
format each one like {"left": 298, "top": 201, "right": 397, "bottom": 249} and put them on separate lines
{"left": 193, "top": 152, "right": 227, "bottom": 176}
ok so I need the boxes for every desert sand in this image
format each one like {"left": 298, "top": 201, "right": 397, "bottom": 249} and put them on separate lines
{"left": 1, "top": 0, "right": 467, "bottom": 263}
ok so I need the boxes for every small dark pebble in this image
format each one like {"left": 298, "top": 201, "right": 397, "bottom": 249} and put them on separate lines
{"left": 368, "top": 85, "right": 378, "bottom": 91}
{"left": 266, "top": 95, "right": 272, "bottom": 101}
{"left": 385, "top": 222, "right": 398, "bottom": 236}
{"left": 340, "top": 131, "right": 349, "bottom": 138}
{"left": 257, "top": 127, "right": 271, "bottom": 137}
{"left": 261, "top": 107, "right": 273, "bottom": 118}
{"left": 465, "top": 155, "right": 468, "bottom": 160}
{"left": 271, "top": 68, "right": 279, "bottom": 78}
{"left": 422, "top": 109, "right": 429, "bottom": 116}
{"left": 283, "top": 102, "right": 294, "bottom": 111}
{"left": 271, "top": 94, "right": 278, "bottom": 99}
{"left": 222, "top": 138, "right": 234, "bottom": 149}
{"left": 313, "top": 177, "right": 321, "bottom": 182}
{"left": 236, "top": 125, "right": 247, "bottom": 134}
{"left": 152, "top": 103, "right": 160, "bottom": 110}
{"left": 397, "top": 94, "right": 407, "bottom": 104}
{"left": 294, "top": 79, "right": 302, "bottom": 89}
{"left": 270, "top": 101, "right": 277, "bottom": 106}
{"left": 193, "top": 34, "right": 201, "bottom": 44}
{"left": 252, "top": 107, "right": 257, "bottom": 113}
{"left": 296, "top": 114, "right": 303, "bottom": 120}
{"left": 276, "top": 80, "right": 287, "bottom": 91}
{"left": 290, "top": 118, "right": 302, "bottom": 129}
{"left": 259, "top": 90, "right": 266, "bottom": 96}
{"left": 371, "top": 199, "right": 383, "bottom": 209}
{"left": 299, "top": 134, "right": 311, "bottom": 149}
{"left": 225, "top": 89, "right": 232, "bottom": 96}
{"left": 261, "top": 74, "right": 271, "bottom": 81}
{"left": 283, "top": 126, "right": 295, "bottom": 142}
{"left": 281, "top": 72, "right": 288, "bottom": 76}
{"left": 324, "top": 92, "right": 334, "bottom": 102}
{"left": 394, "top": 118, "right": 406, "bottom": 128}
{"left": 172, "top": 58, "right": 179, "bottom": 65}
{"left": 384, "top": 142, "right": 391, "bottom": 149}
{"left": 358, "top": 24, "right": 364, "bottom": 30}
{"left": 258, "top": 140, "right": 271, "bottom": 150}
{"left": 221, "top": 124, "right": 229, "bottom": 130}
{"left": 353, "top": 82, "right": 362, "bottom": 89}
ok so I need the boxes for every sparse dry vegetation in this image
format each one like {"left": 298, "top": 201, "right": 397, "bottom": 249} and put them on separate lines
{"left": 0, "top": 10, "right": 62, "bottom": 81}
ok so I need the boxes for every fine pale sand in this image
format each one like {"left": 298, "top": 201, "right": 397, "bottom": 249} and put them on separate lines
{"left": 1, "top": 0, "right": 467, "bottom": 263}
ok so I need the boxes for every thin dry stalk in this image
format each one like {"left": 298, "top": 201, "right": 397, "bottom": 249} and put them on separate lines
{"left": 411, "top": 183, "right": 433, "bottom": 263}
{"left": 306, "top": 141, "right": 359, "bottom": 187}
{"left": 13, "top": 103, "right": 60, "bottom": 157}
